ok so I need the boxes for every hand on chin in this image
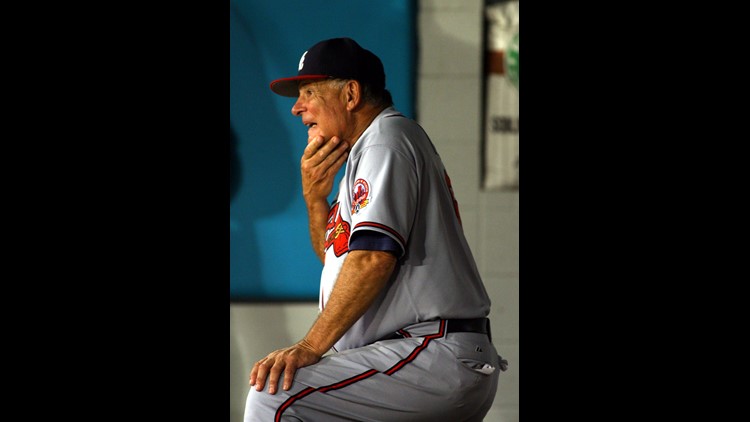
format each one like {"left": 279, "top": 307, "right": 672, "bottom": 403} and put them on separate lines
{"left": 307, "top": 127, "right": 324, "bottom": 143}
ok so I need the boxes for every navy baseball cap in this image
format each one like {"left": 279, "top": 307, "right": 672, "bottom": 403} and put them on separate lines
{"left": 270, "top": 37, "right": 386, "bottom": 97}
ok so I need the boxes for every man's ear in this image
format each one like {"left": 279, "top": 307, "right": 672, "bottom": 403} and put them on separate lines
{"left": 345, "top": 80, "right": 362, "bottom": 111}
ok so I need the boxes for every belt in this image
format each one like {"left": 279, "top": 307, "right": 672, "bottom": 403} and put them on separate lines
{"left": 378, "top": 318, "right": 492, "bottom": 342}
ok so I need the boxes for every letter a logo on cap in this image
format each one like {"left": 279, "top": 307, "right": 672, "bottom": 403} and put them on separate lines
{"left": 298, "top": 51, "right": 307, "bottom": 71}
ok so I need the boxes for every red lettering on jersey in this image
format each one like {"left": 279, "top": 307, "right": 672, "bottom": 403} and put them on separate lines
{"left": 445, "top": 170, "right": 462, "bottom": 225}
{"left": 324, "top": 202, "right": 350, "bottom": 257}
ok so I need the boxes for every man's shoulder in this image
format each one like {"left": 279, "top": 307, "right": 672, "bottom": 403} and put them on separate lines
{"left": 376, "top": 107, "right": 410, "bottom": 127}
{"left": 353, "top": 107, "right": 431, "bottom": 159}
{"left": 368, "top": 108, "right": 423, "bottom": 140}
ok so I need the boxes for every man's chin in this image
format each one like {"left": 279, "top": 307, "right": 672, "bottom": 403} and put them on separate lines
{"left": 307, "top": 129, "right": 323, "bottom": 141}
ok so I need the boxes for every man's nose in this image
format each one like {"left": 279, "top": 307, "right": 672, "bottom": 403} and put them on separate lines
{"left": 291, "top": 97, "right": 304, "bottom": 116}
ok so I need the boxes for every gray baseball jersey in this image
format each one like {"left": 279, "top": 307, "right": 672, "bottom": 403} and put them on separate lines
{"left": 320, "top": 106, "right": 491, "bottom": 352}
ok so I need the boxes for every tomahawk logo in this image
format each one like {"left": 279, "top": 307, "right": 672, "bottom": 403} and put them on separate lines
{"left": 325, "top": 202, "right": 350, "bottom": 257}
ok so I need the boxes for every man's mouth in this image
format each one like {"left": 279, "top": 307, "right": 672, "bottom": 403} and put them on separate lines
{"left": 306, "top": 123, "right": 317, "bottom": 129}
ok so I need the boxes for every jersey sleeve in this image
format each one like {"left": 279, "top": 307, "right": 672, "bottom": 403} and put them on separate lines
{"left": 348, "top": 145, "right": 417, "bottom": 258}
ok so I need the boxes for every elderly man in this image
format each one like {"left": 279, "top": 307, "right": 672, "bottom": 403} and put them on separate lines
{"left": 244, "top": 37, "right": 506, "bottom": 422}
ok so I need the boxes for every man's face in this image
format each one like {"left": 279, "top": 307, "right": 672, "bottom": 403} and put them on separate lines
{"left": 291, "top": 80, "right": 349, "bottom": 143}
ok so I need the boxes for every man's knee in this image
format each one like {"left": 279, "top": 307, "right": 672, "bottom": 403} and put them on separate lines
{"left": 244, "top": 388, "right": 286, "bottom": 422}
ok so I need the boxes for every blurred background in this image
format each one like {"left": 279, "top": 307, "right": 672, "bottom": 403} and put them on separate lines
{"left": 230, "top": 1, "right": 518, "bottom": 421}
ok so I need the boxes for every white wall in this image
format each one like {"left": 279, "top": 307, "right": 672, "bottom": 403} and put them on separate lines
{"left": 230, "top": 1, "right": 519, "bottom": 420}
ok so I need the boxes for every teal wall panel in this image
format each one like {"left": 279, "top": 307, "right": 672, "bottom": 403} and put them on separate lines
{"left": 230, "top": 0, "right": 416, "bottom": 300}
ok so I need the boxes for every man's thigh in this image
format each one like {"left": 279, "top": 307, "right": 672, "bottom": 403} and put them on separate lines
{"left": 244, "top": 334, "right": 499, "bottom": 422}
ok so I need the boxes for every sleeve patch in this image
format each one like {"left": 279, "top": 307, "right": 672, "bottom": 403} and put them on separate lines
{"left": 351, "top": 178, "right": 370, "bottom": 214}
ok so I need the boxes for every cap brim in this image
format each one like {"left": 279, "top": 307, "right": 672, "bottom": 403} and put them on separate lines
{"left": 269, "top": 75, "right": 330, "bottom": 97}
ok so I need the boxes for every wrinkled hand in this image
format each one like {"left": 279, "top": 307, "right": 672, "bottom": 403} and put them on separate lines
{"left": 249, "top": 340, "right": 322, "bottom": 394}
{"left": 301, "top": 135, "right": 349, "bottom": 202}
